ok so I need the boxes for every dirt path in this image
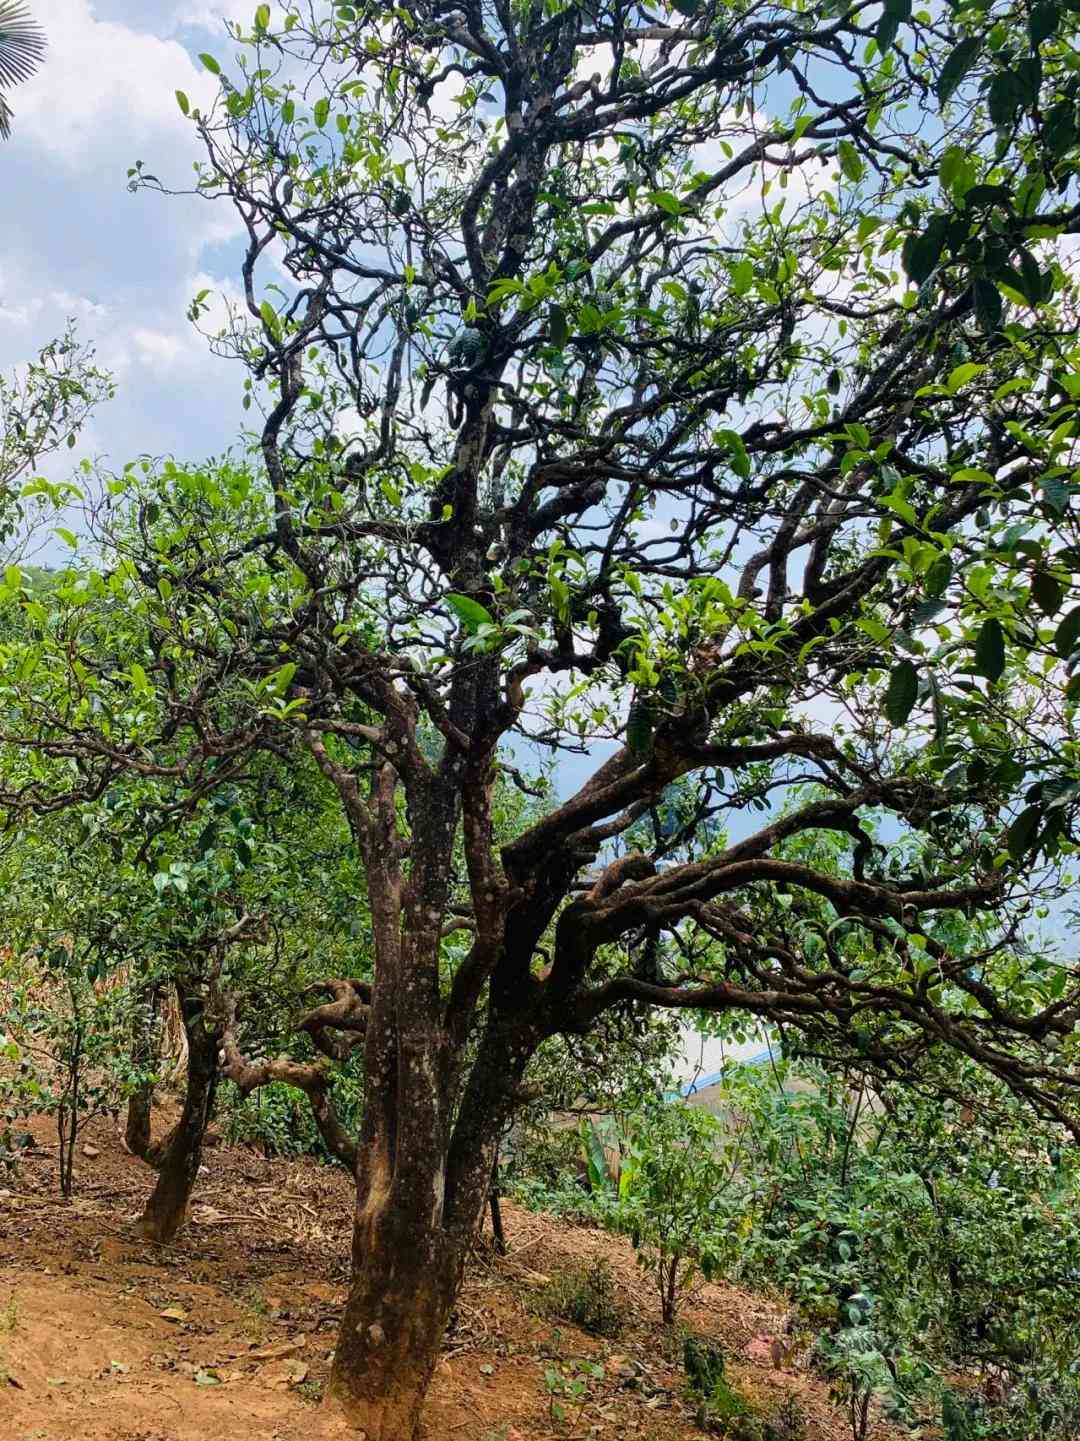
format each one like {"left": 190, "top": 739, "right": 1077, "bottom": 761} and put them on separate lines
{"left": 0, "top": 1114, "right": 893, "bottom": 1440}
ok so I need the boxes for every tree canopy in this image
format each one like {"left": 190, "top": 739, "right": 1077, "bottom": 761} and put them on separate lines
{"left": 1, "top": 2, "right": 1078, "bottom": 1436}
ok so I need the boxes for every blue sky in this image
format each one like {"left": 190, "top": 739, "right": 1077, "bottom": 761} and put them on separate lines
{"left": 2, "top": 1, "right": 253, "bottom": 476}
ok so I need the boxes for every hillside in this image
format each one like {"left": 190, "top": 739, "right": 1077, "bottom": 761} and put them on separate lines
{"left": 0, "top": 1114, "right": 900, "bottom": 1441}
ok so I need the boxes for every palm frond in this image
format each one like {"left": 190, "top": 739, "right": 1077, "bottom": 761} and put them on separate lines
{"left": 0, "top": 93, "right": 11, "bottom": 141}
{"left": 0, "top": 2, "right": 46, "bottom": 91}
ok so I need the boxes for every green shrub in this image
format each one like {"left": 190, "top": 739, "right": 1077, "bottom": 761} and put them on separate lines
{"left": 616, "top": 1101, "right": 741, "bottom": 1325}
{"left": 683, "top": 1332, "right": 727, "bottom": 1396}
{"left": 535, "top": 1256, "right": 625, "bottom": 1338}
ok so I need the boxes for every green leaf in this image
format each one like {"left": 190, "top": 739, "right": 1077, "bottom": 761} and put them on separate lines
{"left": 1045, "top": 100, "right": 1077, "bottom": 157}
{"left": 903, "top": 215, "right": 947, "bottom": 284}
{"left": 314, "top": 96, "right": 330, "bottom": 128}
{"left": 1031, "top": 570, "right": 1063, "bottom": 616}
{"left": 925, "top": 555, "right": 952, "bottom": 596}
{"left": 259, "top": 300, "right": 281, "bottom": 338}
{"left": 255, "top": 3, "right": 270, "bottom": 28}
{"left": 271, "top": 662, "right": 297, "bottom": 697}
{"left": 972, "top": 276, "right": 1003, "bottom": 334}
{"left": 876, "top": 0, "right": 910, "bottom": 53}
{"left": 1042, "top": 474, "right": 1069, "bottom": 515}
{"left": 446, "top": 592, "right": 494, "bottom": 634}
{"left": 175, "top": 90, "right": 190, "bottom": 116}
{"left": 875, "top": 13, "right": 898, "bottom": 51}
{"left": 730, "top": 259, "right": 753, "bottom": 296}
{"left": 54, "top": 527, "right": 78, "bottom": 548}
{"left": 627, "top": 694, "right": 654, "bottom": 755}
{"left": 716, "top": 428, "right": 751, "bottom": 480}
{"left": 973, "top": 617, "right": 1005, "bottom": 681}
{"left": 1015, "top": 247, "right": 1044, "bottom": 308}
{"left": 837, "top": 140, "right": 864, "bottom": 183}
{"left": 199, "top": 52, "right": 221, "bottom": 75}
{"left": 946, "top": 362, "right": 985, "bottom": 393}
{"left": 1054, "top": 606, "right": 1080, "bottom": 659}
{"left": 579, "top": 1117, "right": 610, "bottom": 1191}
{"left": 1029, "top": 1, "right": 1059, "bottom": 44}
{"left": 1007, "top": 805, "right": 1042, "bottom": 861}
{"left": 911, "top": 597, "right": 946, "bottom": 627}
{"left": 935, "top": 37, "right": 979, "bottom": 103}
{"left": 647, "top": 189, "right": 684, "bottom": 216}
{"left": 885, "top": 659, "right": 919, "bottom": 725}
{"left": 963, "top": 184, "right": 1011, "bottom": 211}
{"left": 988, "top": 71, "right": 1021, "bottom": 127}
{"left": 549, "top": 303, "right": 569, "bottom": 348}
{"left": 1014, "top": 56, "right": 1042, "bottom": 108}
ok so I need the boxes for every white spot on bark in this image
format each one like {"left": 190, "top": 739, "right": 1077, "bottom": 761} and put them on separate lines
{"left": 431, "top": 1161, "right": 446, "bottom": 1229}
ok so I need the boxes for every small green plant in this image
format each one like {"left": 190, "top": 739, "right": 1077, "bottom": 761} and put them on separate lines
{"left": 816, "top": 1325, "right": 903, "bottom": 1441}
{"left": 239, "top": 1284, "right": 272, "bottom": 1339}
{"left": 941, "top": 1389, "right": 983, "bottom": 1440}
{"left": 618, "top": 1101, "right": 740, "bottom": 1325}
{"left": 296, "top": 1376, "right": 324, "bottom": 1406}
{"left": 684, "top": 1332, "right": 727, "bottom": 1394}
{"left": 692, "top": 1374, "right": 759, "bottom": 1438}
{"left": 0, "top": 1294, "right": 19, "bottom": 1333}
{"left": 535, "top": 1256, "right": 624, "bottom": 1338}
{"left": 764, "top": 1395, "right": 806, "bottom": 1441}
{"left": 682, "top": 1333, "right": 802, "bottom": 1441}
{"left": 543, "top": 1358, "right": 605, "bottom": 1429}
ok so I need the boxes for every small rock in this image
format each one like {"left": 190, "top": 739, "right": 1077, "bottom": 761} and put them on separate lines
{"left": 82, "top": 1143, "right": 101, "bottom": 1159}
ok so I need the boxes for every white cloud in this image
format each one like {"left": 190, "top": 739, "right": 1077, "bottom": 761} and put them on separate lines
{"left": 168, "top": 1, "right": 254, "bottom": 33}
{"left": 14, "top": 0, "right": 218, "bottom": 164}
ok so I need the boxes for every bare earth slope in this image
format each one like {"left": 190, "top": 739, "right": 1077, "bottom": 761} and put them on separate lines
{"left": 0, "top": 1114, "right": 897, "bottom": 1440}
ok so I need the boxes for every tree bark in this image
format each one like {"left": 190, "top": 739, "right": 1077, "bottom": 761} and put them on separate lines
{"left": 136, "top": 981, "right": 220, "bottom": 1244}
{"left": 124, "top": 1082, "right": 154, "bottom": 1158}
{"left": 489, "top": 1155, "right": 507, "bottom": 1255}
{"left": 328, "top": 1182, "right": 462, "bottom": 1440}
{"left": 123, "top": 983, "right": 161, "bottom": 1159}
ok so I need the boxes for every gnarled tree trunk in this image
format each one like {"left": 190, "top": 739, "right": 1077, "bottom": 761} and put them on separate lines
{"left": 327, "top": 1113, "right": 508, "bottom": 1438}
{"left": 123, "top": 983, "right": 161, "bottom": 1160}
{"left": 136, "top": 980, "right": 221, "bottom": 1244}
{"left": 329, "top": 1185, "right": 461, "bottom": 1438}
{"left": 306, "top": 733, "right": 542, "bottom": 1438}
{"left": 124, "top": 1081, "right": 154, "bottom": 1158}
{"left": 326, "top": 981, "right": 531, "bottom": 1438}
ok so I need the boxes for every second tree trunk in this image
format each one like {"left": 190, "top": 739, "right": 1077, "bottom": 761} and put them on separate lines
{"left": 137, "top": 982, "right": 220, "bottom": 1243}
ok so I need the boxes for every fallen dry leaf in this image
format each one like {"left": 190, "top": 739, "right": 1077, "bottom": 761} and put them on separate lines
{"left": 249, "top": 1335, "right": 305, "bottom": 1361}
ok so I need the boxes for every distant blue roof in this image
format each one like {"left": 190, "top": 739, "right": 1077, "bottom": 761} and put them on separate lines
{"left": 679, "top": 1051, "right": 774, "bottom": 1097}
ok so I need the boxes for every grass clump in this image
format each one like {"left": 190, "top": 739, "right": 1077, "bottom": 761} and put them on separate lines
{"left": 534, "top": 1256, "right": 625, "bottom": 1339}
